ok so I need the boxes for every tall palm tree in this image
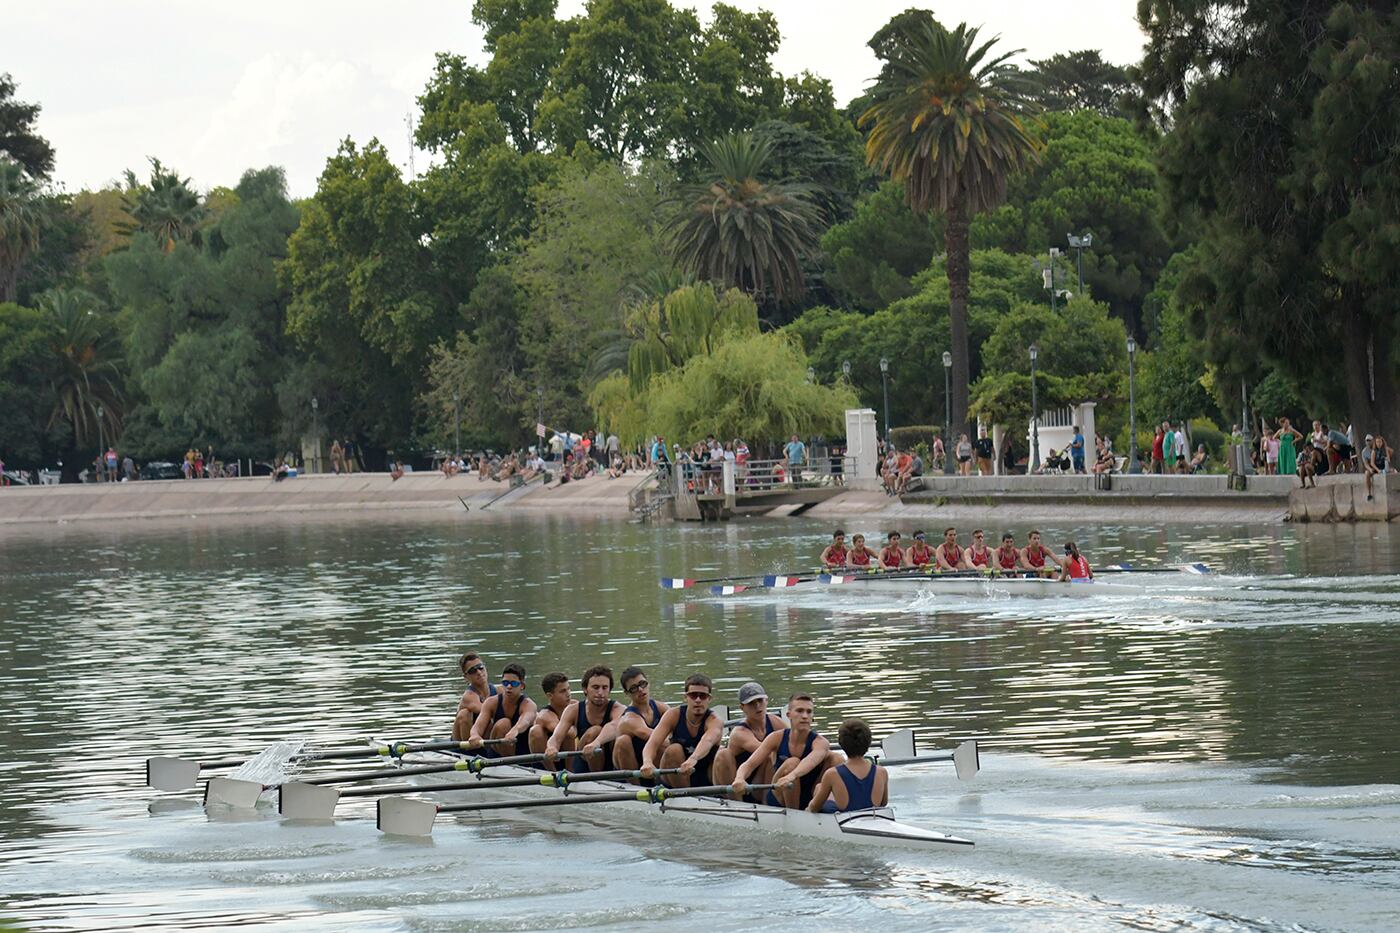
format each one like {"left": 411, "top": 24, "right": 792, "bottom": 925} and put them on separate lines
{"left": 860, "top": 21, "right": 1040, "bottom": 436}
{"left": 41, "top": 288, "right": 124, "bottom": 459}
{"left": 121, "top": 158, "right": 205, "bottom": 253}
{"left": 668, "top": 133, "right": 823, "bottom": 307}
{"left": 0, "top": 158, "right": 44, "bottom": 302}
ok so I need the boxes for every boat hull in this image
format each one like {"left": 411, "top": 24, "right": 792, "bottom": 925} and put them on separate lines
{"left": 819, "top": 576, "right": 1144, "bottom": 597}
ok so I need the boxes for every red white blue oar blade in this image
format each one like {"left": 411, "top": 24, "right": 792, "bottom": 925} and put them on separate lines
{"left": 762, "top": 575, "right": 802, "bottom": 587}
{"left": 659, "top": 577, "right": 696, "bottom": 590}
{"left": 709, "top": 584, "right": 747, "bottom": 596}
{"left": 818, "top": 573, "right": 856, "bottom": 585}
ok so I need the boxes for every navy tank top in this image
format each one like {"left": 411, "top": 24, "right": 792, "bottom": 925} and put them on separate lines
{"left": 672, "top": 708, "right": 716, "bottom": 785}
{"left": 573, "top": 699, "right": 617, "bottom": 771}
{"left": 490, "top": 693, "right": 531, "bottom": 757}
{"left": 835, "top": 762, "right": 877, "bottom": 811}
{"left": 774, "top": 728, "right": 821, "bottom": 808}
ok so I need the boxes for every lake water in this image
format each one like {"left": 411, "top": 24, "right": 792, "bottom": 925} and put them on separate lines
{"left": 2, "top": 514, "right": 1398, "bottom": 931}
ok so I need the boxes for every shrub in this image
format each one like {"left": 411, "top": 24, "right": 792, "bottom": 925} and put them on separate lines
{"left": 889, "top": 425, "right": 937, "bottom": 450}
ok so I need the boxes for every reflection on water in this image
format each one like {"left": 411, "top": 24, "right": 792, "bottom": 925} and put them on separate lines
{"left": 1, "top": 514, "right": 1398, "bottom": 930}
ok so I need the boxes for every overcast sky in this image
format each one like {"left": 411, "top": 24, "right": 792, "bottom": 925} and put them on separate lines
{"left": 5, "top": 1, "right": 1147, "bottom": 197}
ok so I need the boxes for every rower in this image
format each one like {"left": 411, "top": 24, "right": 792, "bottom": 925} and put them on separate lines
{"left": 468, "top": 662, "right": 538, "bottom": 757}
{"left": 808, "top": 719, "right": 889, "bottom": 813}
{"left": 639, "top": 673, "right": 723, "bottom": 788}
{"left": 731, "top": 693, "right": 833, "bottom": 809}
{"left": 819, "top": 530, "right": 848, "bottom": 569}
{"left": 527, "top": 672, "right": 572, "bottom": 762}
{"left": 904, "top": 530, "right": 934, "bottom": 569}
{"left": 963, "top": 529, "right": 992, "bottom": 572}
{"left": 934, "top": 527, "right": 963, "bottom": 572}
{"left": 846, "top": 533, "right": 876, "bottom": 569}
{"left": 712, "top": 681, "right": 785, "bottom": 796}
{"left": 453, "top": 651, "right": 496, "bottom": 741}
{"left": 879, "top": 531, "right": 904, "bottom": 569}
{"left": 545, "top": 664, "right": 622, "bottom": 772}
{"left": 994, "top": 532, "right": 1021, "bottom": 577}
{"left": 613, "top": 666, "right": 670, "bottom": 777}
{"left": 1060, "top": 541, "right": 1093, "bottom": 582}
{"left": 1021, "top": 529, "right": 1064, "bottom": 578}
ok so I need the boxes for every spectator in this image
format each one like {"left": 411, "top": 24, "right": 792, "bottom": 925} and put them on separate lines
{"left": 1327, "top": 424, "right": 1354, "bottom": 472}
{"left": 330, "top": 439, "right": 344, "bottom": 474}
{"left": 1189, "top": 443, "right": 1208, "bottom": 473}
{"left": 104, "top": 446, "right": 118, "bottom": 481}
{"left": 122, "top": 455, "right": 135, "bottom": 482}
{"left": 1172, "top": 423, "right": 1189, "bottom": 473}
{"left": 1069, "top": 426, "right": 1086, "bottom": 474}
{"left": 606, "top": 431, "right": 620, "bottom": 465}
{"left": 784, "top": 434, "right": 807, "bottom": 470}
{"left": 1274, "top": 417, "right": 1303, "bottom": 476}
{"left": 956, "top": 433, "right": 973, "bottom": 475}
{"left": 1000, "top": 435, "right": 1017, "bottom": 475}
{"left": 1092, "top": 437, "right": 1116, "bottom": 474}
{"left": 1309, "top": 421, "right": 1328, "bottom": 473}
{"left": 974, "top": 428, "right": 994, "bottom": 475}
{"left": 1150, "top": 424, "right": 1166, "bottom": 474}
{"left": 1362, "top": 434, "right": 1392, "bottom": 500}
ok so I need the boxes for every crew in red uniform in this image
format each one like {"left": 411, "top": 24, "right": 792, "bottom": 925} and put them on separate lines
{"left": 934, "top": 527, "right": 963, "bottom": 571}
{"left": 995, "top": 532, "right": 1021, "bottom": 576}
{"left": 904, "top": 531, "right": 934, "bottom": 568}
{"left": 879, "top": 531, "right": 904, "bottom": 569}
{"left": 1060, "top": 541, "right": 1093, "bottom": 581}
{"left": 1021, "top": 529, "right": 1064, "bottom": 577}
{"left": 963, "top": 529, "right": 992, "bottom": 571}
{"left": 846, "top": 534, "right": 875, "bottom": 568}
{"left": 819, "top": 530, "right": 848, "bottom": 569}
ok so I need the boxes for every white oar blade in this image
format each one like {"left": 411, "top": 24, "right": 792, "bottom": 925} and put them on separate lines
{"left": 147, "top": 756, "right": 202, "bottom": 791}
{"left": 881, "top": 728, "right": 917, "bottom": 760}
{"left": 378, "top": 797, "right": 439, "bottom": 836}
{"left": 711, "top": 705, "right": 729, "bottom": 725}
{"left": 953, "top": 740, "right": 980, "bottom": 781}
{"left": 1179, "top": 563, "right": 1211, "bottom": 575}
{"left": 280, "top": 781, "right": 341, "bottom": 820}
{"left": 204, "top": 776, "right": 265, "bottom": 809}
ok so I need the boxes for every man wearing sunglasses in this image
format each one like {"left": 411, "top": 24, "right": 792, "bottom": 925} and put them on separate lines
{"left": 731, "top": 693, "right": 831, "bottom": 809}
{"left": 467, "top": 662, "right": 538, "bottom": 757}
{"left": 639, "top": 673, "right": 723, "bottom": 788}
{"left": 453, "top": 652, "right": 496, "bottom": 741}
{"left": 545, "top": 664, "right": 623, "bottom": 773}
{"left": 612, "top": 666, "right": 671, "bottom": 778}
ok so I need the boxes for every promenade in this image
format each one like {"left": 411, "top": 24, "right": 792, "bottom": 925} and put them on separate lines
{"left": 0, "top": 469, "right": 1391, "bottom": 527}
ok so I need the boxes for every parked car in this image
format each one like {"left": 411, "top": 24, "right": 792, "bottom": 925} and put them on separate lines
{"left": 140, "top": 461, "right": 183, "bottom": 481}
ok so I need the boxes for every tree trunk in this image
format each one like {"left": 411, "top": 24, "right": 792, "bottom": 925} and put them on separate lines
{"left": 944, "top": 201, "right": 971, "bottom": 438}
{"left": 1342, "top": 296, "right": 1400, "bottom": 440}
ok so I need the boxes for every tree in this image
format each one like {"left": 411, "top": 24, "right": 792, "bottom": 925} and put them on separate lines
{"left": 668, "top": 133, "right": 823, "bottom": 309}
{"left": 860, "top": 20, "right": 1040, "bottom": 439}
{"left": 15, "top": 193, "right": 94, "bottom": 306}
{"left": 0, "top": 159, "right": 44, "bottom": 302}
{"left": 0, "top": 301, "right": 59, "bottom": 465}
{"left": 626, "top": 282, "right": 760, "bottom": 391}
{"left": 1023, "top": 51, "right": 1131, "bottom": 118}
{"left": 0, "top": 73, "right": 55, "bottom": 179}
{"left": 41, "top": 288, "right": 124, "bottom": 478}
{"left": 820, "top": 181, "right": 937, "bottom": 310}
{"left": 121, "top": 159, "right": 205, "bottom": 254}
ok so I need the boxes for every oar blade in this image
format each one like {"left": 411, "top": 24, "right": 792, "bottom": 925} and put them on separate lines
{"left": 147, "top": 756, "right": 202, "bottom": 791}
{"left": 762, "top": 575, "right": 802, "bottom": 587}
{"left": 953, "top": 740, "right": 980, "bottom": 781}
{"left": 1179, "top": 563, "right": 1211, "bottom": 575}
{"left": 660, "top": 578, "right": 696, "bottom": 590}
{"left": 280, "top": 781, "right": 341, "bottom": 820}
{"left": 709, "top": 584, "right": 747, "bottom": 596}
{"left": 881, "top": 728, "right": 917, "bottom": 760}
{"left": 204, "top": 776, "right": 265, "bottom": 809}
{"left": 378, "top": 797, "right": 439, "bottom": 836}
{"left": 818, "top": 573, "right": 856, "bottom": 585}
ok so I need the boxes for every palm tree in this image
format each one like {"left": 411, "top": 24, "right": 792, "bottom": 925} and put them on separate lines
{"left": 121, "top": 158, "right": 205, "bottom": 253}
{"left": 860, "top": 21, "right": 1040, "bottom": 437}
{"left": 41, "top": 288, "right": 124, "bottom": 463}
{"left": 668, "top": 133, "right": 823, "bottom": 307}
{"left": 0, "top": 158, "right": 44, "bottom": 302}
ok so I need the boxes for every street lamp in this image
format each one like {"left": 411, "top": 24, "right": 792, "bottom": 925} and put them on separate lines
{"left": 841, "top": 359, "right": 851, "bottom": 381}
{"left": 879, "top": 356, "right": 890, "bottom": 442}
{"left": 1126, "top": 336, "right": 1140, "bottom": 473}
{"left": 451, "top": 389, "right": 461, "bottom": 456}
{"left": 806, "top": 366, "right": 815, "bottom": 383}
{"left": 1067, "top": 232, "right": 1093, "bottom": 296}
{"left": 1029, "top": 344, "right": 1040, "bottom": 473}
{"left": 96, "top": 403, "right": 105, "bottom": 482}
{"left": 310, "top": 396, "right": 319, "bottom": 474}
{"left": 942, "top": 351, "right": 954, "bottom": 475}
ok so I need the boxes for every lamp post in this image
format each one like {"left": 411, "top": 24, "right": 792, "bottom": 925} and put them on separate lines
{"left": 1029, "top": 344, "right": 1040, "bottom": 473}
{"left": 1067, "top": 232, "right": 1093, "bottom": 296}
{"left": 1126, "top": 336, "right": 1140, "bottom": 473}
{"left": 1048, "top": 248, "right": 1060, "bottom": 311}
{"left": 310, "top": 396, "right": 319, "bottom": 474}
{"left": 806, "top": 366, "right": 815, "bottom": 383}
{"left": 841, "top": 359, "right": 851, "bottom": 381}
{"left": 942, "top": 351, "right": 954, "bottom": 475}
{"left": 1240, "top": 379, "right": 1253, "bottom": 475}
{"left": 879, "top": 356, "right": 890, "bottom": 442}
{"left": 451, "top": 389, "right": 461, "bottom": 456}
{"left": 96, "top": 404, "right": 105, "bottom": 483}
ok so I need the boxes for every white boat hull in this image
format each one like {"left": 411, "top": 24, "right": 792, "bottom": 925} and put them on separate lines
{"left": 820, "top": 576, "right": 1144, "bottom": 597}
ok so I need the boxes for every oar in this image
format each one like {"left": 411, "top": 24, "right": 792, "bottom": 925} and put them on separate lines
{"left": 378, "top": 782, "right": 782, "bottom": 836}
{"left": 873, "top": 737, "right": 980, "bottom": 782}
{"left": 1099, "top": 562, "right": 1211, "bottom": 575}
{"left": 204, "top": 749, "right": 595, "bottom": 808}
{"left": 662, "top": 570, "right": 818, "bottom": 590}
{"left": 280, "top": 766, "right": 684, "bottom": 820}
{"left": 818, "top": 567, "right": 991, "bottom": 585}
{"left": 147, "top": 738, "right": 512, "bottom": 791}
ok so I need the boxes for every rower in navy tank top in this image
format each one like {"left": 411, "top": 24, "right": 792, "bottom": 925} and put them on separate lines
{"left": 571, "top": 695, "right": 618, "bottom": 771}
{"left": 625, "top": 697, "right": 661, "bottom": 765}
{"left": 491, "top": 689, "right": 533, "bottom": 757}
{"left": 670, "top": 704, "right": 716, "bottom": 785}
{"left": 468, "top": 662, "right": 538, "bottom": 759}
{"left": 764, "top": 728, "right": 821, "bottom": 808}
{"left": 639, "top": 673, "right": 721, "bottom": 789}
{"left": 545, "top": 665, "right": 624, "bottom": 773}
{"left": 808, "top": 718, "right": 889, "bottom": 815}
{"left": 731, "top": 693, "right": 834, "bottom": 809}
{"left": 614, "top": 666, "right": 671, "bottom": 777}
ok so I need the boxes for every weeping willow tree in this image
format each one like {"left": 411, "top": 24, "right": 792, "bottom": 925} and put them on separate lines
{"left": 625, "top": 282, "right": 760, "bottom": 392}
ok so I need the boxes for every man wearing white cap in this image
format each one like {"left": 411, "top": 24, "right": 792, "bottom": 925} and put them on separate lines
{"left": 712, "top": 681, "right": 785, "bottom": 796}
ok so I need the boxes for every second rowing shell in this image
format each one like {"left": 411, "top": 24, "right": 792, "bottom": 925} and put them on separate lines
{"left": 796, "top": 576, "right": 1150, "bottom": 598}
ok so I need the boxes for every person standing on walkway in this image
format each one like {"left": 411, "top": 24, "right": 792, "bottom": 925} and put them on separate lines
{"left": 1150, "top": 424, "right": 1165, "bottom": 474}
{"left": 1275, "top": 418, "right": 1302, "bottom": 477}
{"left": 975, "top": 428, "right": 994, "bottom": 475}
{"left": 1069, "top": 426, "right": 1086, "bottom": 474}
{"left": 785, "top": 434, "right": 807, "bottom": 470}
{"left": 1173, "top": 423, "right": 1189, "bottom": 473}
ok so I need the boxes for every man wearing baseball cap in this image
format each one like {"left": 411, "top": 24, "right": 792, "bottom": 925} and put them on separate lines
{"left": 712, "top": 681, "right": 785, "bottom": 797}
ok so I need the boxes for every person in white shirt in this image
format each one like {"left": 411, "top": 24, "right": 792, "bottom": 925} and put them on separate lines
{"left": 1173, "top": 424, "right": 1188, "bottom": 472}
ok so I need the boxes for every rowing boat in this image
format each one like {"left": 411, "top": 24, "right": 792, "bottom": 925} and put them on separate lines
{"left": 816, "top": 575, "right": 1150, "bottom": 597}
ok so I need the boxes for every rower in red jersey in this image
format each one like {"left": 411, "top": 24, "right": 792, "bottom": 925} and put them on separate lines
{"left": 819, "top": 529, "right": 848, "bottom": 569}
{"left": 934, "top": 527, "right": 963, "bottom": 571}
{"left": 1060, "top": 541, "right": 1093, "bottom": 582}
{"left": 963, "top": 529, "right": 992, "bottom": 571}
{"left": 904, "top": 530, "right": 934, "bottom": 568}
{"left": 846, "top": 533, "right": 876, "bottom": 569}
{"left": 995, "top": 532, "right": 1021, "bottom": 576}
{"left": 1021, "top": 529, "right": 1064, "bottom": 577}
{"left": 879, "top": 531, "right": 904, "bottom": 569}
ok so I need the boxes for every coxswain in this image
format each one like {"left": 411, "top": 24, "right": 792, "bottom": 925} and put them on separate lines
{"left": 808, "top": 719, "right": 889, "bottom": 813}
{"left": 819, "top": 530, "right": 848, "bottom": 569}
{"left": 879, "top": 531, "right": 904, "bottom": 569}
{"left": 994, "top": 532, "right": 1021, "bottom": 577}
{"left": 731, "top": 693, "right": 833, "bottom": 809}
{"left": 613, "top": 666, "right": 670, "bottom": 777}
{"left": 453, "top": 651, "right": 496, "bottom": 740}
{"left": 934, "top": 527, "right": 963, "bottom": 571}
{"left": 904, "top": 530, "right": 934, "bottom": 569}
{"left": 1021, "top": 529, "right": 1064, "bottom": 577}
{"left": 640, "top": 673, "right": 723, "bottom": 788}
{"left": 846, "top": 533, "right": 876, "bottom": 569}
{"left": 468, "top": 662, "right": 538, "bottom": 757}
{"left": 963, "top": 529, "right": 992, "bottom": 572}
{"left": 545, "top": 664, "right": 621, "bottom": 772}
{"left": 712, "top": 681, "right": 786, "bottom": 797}
{"left": 527, "top": 672, "right": 573, "bottom": 763}
{"left": 1060, "top": 541, "right": 1093, "bottom": 582}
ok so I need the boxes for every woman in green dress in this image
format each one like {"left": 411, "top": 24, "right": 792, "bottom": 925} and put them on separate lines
{"left": 1275, "top": 417, "right": 1303, "bottom": 476}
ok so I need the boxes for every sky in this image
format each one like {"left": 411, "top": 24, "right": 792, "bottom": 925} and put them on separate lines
{"left": 4, "top": 1, "right": 1148, "bottom": 197}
